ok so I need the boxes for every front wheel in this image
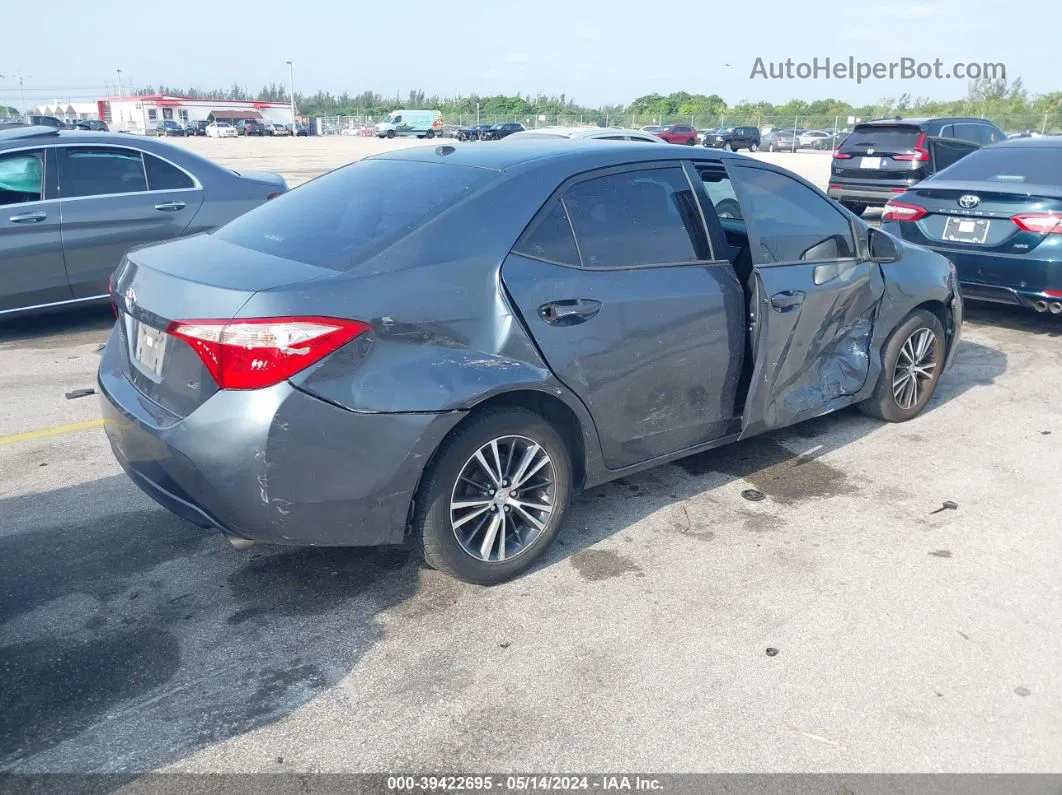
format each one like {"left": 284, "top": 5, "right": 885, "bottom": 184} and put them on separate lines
{"left": 858, "top": 309, "right": 946, "bottom": 422}
{"left": 412, "top": 407, "right": 573, "bottom": 585}
{"left": 723, "top": 142, "right": 733, "bottom": 151}
{"left": 386, "top": 130, "right": 395, "bottom": 139}
{"left": 686, "top": 137, "right": 696, "bottom": 146}
{"left": 749, "top": 142, "right": 759, "bottom": 152}
{"left": 768, "top": 143, "right": 776, "bottom": 152}
{"left": 425, "top": 129, "right": 435, "bottom": 139}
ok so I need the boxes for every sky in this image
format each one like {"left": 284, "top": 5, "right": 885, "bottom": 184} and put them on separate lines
{"left": 2, "top": 0, "right": 1058, "bottom": 111}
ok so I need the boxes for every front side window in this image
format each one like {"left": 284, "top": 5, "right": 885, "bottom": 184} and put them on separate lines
{"left": 729, "top": 166, "right": 855, "bottom": 264}
{"left": 0, "top": 151, "right": 44, "bottom": 206}
{"left": 61, "top": 148, "right": 147, "bottom": 197}
{"left": 561, "top": 167, "right": 708, "bottom": 269}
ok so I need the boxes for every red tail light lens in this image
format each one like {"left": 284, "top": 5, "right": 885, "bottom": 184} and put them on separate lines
{"left": 1011, "top": 213, "right": 1062, "bottom": 235}
{"left": 893, "top": 133, "right": 930, "bottom": 162}
{"left": 167, "top": 316, "right": 370, "bottom": 390}
{"left": 882, "top": 200, "right": 928, "bottom": 222}
{"left": 833, "top": 150, "right": 852, "bottom": 159}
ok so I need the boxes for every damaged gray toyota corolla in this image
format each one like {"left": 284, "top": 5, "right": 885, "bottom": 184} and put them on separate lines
{"left": 99, "top": 141, "right": 962, "bottom": 584}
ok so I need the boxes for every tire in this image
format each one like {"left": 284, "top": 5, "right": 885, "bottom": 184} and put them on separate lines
{"left": 686, "top": 137, "right": 696, "bottom": 146}
{"left": 841, "top": 201, "right": 868, "bottom": 217}
{"left": 412, "top": 407, "right": 573, "bottom": 585}
{"left": 426, "top": 129, "right": 435, "bottom": 139}
{"left": 749, "top": 142, "right": 758, "bottom": 152}
{"left": 768, "top": 143, "right": 776, "bottom": 152}
{"left": 723, "top": 142, "right": 733, "bottom": 151}
{"left": 386, "top": 130, "right": 395, "bottom": 139}
{"left": 858, "top": 309, "right": 946, "bottom": 422}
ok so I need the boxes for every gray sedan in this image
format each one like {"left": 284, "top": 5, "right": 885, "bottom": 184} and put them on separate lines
{"left": 0, "top": 126, "right": 286, "bottom": 317}
{"left": 100, "top": 140, "right": 962, "bottom": 584}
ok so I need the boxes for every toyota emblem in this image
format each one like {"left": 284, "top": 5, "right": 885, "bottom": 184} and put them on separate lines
{"left": 958, "top": 194, "right": 980, "bottom": 209}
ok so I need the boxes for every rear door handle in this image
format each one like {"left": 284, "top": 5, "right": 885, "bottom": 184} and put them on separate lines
{"left": 154, "top": 201, "right": 186, "bottom": 212}
{"left": 539, "top": 299, "right": 602, "bottom": 326}
{"left": 770, "top": 290, "right": 806, "bottom": 311}
{"left": 9, "top": 211, "right": 47, "bottom": 224}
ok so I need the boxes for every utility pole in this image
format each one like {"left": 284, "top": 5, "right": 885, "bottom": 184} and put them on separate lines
{"left": 285, "top": 60, "right": 297, "bottom": 130}
{"left": 116, "top": 68, "right": 124, "bottom": 96}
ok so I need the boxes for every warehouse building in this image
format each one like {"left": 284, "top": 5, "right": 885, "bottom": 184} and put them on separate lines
{"left": 93, "top": 94, "right": 294, "bottom": 134}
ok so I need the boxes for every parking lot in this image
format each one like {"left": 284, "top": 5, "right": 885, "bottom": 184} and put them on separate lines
{"left": 1, "top": 137, "right": 1060, "bottom": 776}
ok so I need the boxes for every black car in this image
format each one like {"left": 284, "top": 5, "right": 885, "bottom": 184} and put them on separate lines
{"left": 74, "top": 119, "right": 109, "bottom": 132}
{"left": 236, "top": 119, "right": 269, "bottom": 136}
{"left": 150, "top": 120, "right": 186, "bottom": 137}
{"left": 882, "top": 137, "right": 1062, "bottom": 314}
{"left": 184, "top": 120, "right": 209, "bottom": 136}
{"left": 457, "top": 124, "right": 493, "bottom": 142}
{"left": 828, "top": 117, "right": 1005, "bottom": 216}
{"left": 704, "top": 126, "right": 761, "bottom": 152}
{"left": 293, "top": 123, "right": 309, "bottom": 137}
{"left": 481, "top": 122, "right": 525, "bottom": 141}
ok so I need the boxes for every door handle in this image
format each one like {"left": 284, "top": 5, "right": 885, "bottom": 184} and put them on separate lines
{"left": 154, "top": 201, "right": 186, "bottom": 212}
{"left": 9, "top": 211, "right": 47, "bottom": 224}
{"left": 770, "top": 290, "right": 806, "bottom": 311}
{"left": 539, "top": 299, "right": 602, "bottom": 326}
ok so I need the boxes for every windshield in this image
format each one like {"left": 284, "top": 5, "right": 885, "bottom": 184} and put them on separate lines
{"left": 216, "top": 159, "right": 496, "bottom": 270}
{"left": 935, "top": 146, "right": 1062, "bottom": 184}
{"left": 382, "top": 114, "right": 395, "bottom": 123}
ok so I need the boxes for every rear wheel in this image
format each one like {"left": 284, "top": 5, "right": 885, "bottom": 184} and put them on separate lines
{"left": 412, "top": 408, "right": 572, "bottom": 585}
{"left": 841, "top": 201, "right": 868, "bottom": 217}
{"left": 858, "top": 309, "right": 946, "bottom": 422}
{"left": 768, "top": 142, "right": 776, "bottom": 152}
{"left": 686, "top": 137, "right": 696, "bottom": 145}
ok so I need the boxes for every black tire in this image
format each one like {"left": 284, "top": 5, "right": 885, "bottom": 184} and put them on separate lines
{"left": 858, "top": 309, "right": 946, "bottom": 422}
{"left": 723, "top": 141, "right": 733, "bottom": 151}
{"left": 686, "top": 137, "right": 696, "bottom": 145}
{"left": 841, "top": 201, "right": 868, "bottom": 217}
{"left": 412, "top": 407, "right": 573, "bottom": 585}
{"left": 749, "top": 142, "right": 759, "bottom": 152}
{"left": 425, "top": 129, "right": 435, "bottom": 139}
{"left": 386, "top": 130, "right": 395, "bottom": 139}
{"left": 768, "top": 143, "right": 776, "bottom": 152}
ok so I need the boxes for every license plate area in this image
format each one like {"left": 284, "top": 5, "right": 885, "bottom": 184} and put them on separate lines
{"left": 942, "top": 217, "right": 991, "bottom": 244}
{"left": 859, "top": 156, "right": 882, "bottom": 169}
{"left": 132, "top": 319, "right": 168, "bottom": 380}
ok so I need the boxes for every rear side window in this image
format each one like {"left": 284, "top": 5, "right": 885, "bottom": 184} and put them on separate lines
{"left": 145, "top": 154, "right": 194, "bottom": 191}
{"left": 216, "top": 159, "right": 494, "bottom": 270}
{"left": 842, "top": 126, "right": 920, "bottom": 152}
{"left": 61, "top": 148, "right": 147, "bottom": 197}
{"left": 935, "top": 146, "right": 1062, "bottom": 184}
{"left": 729, "top": 166, "right": 855, "bottom": 264}
{"left": 561, "top": 167, "right": 708, "bottom": 268}
{"left": 513, "top": 200, "right": 579, "bottom": 265}
{"left": 0, "top": 150, "right": 44, "bottom": 206}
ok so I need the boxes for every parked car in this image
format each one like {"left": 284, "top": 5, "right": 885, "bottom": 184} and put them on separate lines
{"left": 185, "top": 120, "right": 209, "bottom": 136}
{"left": 235, "top": 119, "right": 269, "bottom": 137}
{"left": 293, "top": 123, "right": 309, "bottom": 137}
{"left": 267, "top": 123, "right": 291, "bottom": 136}
{"left": 206, "top": 122, "right": 237, "bottom": 138}
{"left": 704, "top": 126, "right": 761, "bottom": 152}
{"left": 881, "top": 137, "right": 1061, "bottom": 313}
{"left": 97, "top": 141, "right": 961, "bottom": 585}
{"left": 74, "top": 119, "right": 109, "bottom": 132}
{"left": 456, "top": 124, "right": 494, "bottom": 142}
{"left": 828, "top": 116, "right": 1006, "bottom": 216}
{"left": 375, "top": 109, "right": 443, "bottom": 139}
{"left": 761, "top": 129, "right": 800, "bottom": 152}
{"left": 799, "top": 130, "right": 832, "bottom": 149}
{"left": 505, "top": 126, "right": 664, "bottom": 144}
{"left": 150, "top": 120, "right": 186, "bottom": 137}
{"left": 0, "top": 125, "right": 286, "bottom": 317}
{"left": 653, "top": 124, "right": 698, "bottom": 145}
{"left": 481, "top": 122, "right": 525, "bottom": 141}
{"left": 639, "top": 125, "right": 662, "bottom": 134}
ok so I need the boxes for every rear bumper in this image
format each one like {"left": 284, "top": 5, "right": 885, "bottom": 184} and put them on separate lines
{"left": 827, "top": 182, "right": 909, "bottom": 206}
{"left": 98, "top": 331, "right": 464, "bottom": 547}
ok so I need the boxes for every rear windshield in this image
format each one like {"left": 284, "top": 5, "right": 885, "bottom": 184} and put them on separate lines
{"left": 842, "top": 126, "right": 920, "bottom": 151}
{"left": 935, "top": 146, "right": 1062, "bottom": 184}
{"left": 215, "top": 159, "right": 495, "bottom": 270}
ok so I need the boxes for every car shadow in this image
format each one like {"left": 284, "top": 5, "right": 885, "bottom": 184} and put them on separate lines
{"left": 963, "top": 301, "right": 1062, "bottom": 338}
{"left": 0, "top": 339, "right": 1005, "bottom": 778}
{"left": 0, "top": 306, "right": 115, "bottom": 350}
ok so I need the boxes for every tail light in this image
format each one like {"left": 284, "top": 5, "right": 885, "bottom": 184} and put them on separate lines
{"left": 267, "top": 192, "right": 282, "bottom": 200}
{"left": 108, "top": 272, "right": 118, "bottom": 318}
{"left": 882, "top": 200, "right": 928, "bottom": 222}
{"left": 167, "top": 316, "right": 370, "bottom": 390}
{"left": 893, "top": 133, "right": 930, "bottom": 162}
{"left": 833, "top": 150, "right": 852, "bottom": 159}
{"left": 1011, "top": 213, "right": 1062, "bottom": 235}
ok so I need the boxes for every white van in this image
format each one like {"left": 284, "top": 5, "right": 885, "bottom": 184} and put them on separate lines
{"left": 375, "top": 109, "right": 443, "bottom": 139}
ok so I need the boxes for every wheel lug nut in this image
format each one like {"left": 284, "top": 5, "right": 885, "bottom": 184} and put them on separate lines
{"left": 489, "top": 489, "right": 495, "bottom": 496}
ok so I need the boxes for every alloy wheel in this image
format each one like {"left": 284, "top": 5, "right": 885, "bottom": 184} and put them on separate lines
{"left": 450, "top": 435, "right": 556, "bottom": 563}
{"left": 892, "top": 327, "right": 938, "bottom": 410}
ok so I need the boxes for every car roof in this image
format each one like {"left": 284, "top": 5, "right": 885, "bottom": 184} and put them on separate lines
{"left": 992, "top": 136, "right": 1062, "bottom": 149}
{"left": 859, "top": 116, "right": 993, "bottom": 127}
{"left": 371, "top": 139, "right": 748, "bottom": 172}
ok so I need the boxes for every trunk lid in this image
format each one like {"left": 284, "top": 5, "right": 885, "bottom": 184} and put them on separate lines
{"left": 111, "top": 233, "right": 337, "bottom": 417}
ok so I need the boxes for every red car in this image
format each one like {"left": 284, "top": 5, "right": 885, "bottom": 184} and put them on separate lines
{"left": 653, "top": 124, "right": 699, "bottom": 145}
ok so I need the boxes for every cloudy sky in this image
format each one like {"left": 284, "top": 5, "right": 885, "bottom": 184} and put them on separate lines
{"left": 2, "top": 0, "right": 1056, "bottom": 110}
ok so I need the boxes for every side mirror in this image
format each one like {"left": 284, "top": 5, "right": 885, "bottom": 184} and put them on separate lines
{"left": 869, "top": 227, "right": 901, "bottom": 263}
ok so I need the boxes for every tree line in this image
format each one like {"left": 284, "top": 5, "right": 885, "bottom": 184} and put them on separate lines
{"left": 130, "top": 79, "right": 1062, "bottom": 125}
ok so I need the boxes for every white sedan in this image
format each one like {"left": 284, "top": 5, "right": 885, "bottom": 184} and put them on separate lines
{"left": 206, "top": 122, "right": 237, "bottom": 138}
{"left": 504, "top": 126, "right": 665, "bottom": 144}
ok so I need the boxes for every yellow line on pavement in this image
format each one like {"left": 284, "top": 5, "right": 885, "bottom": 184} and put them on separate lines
{"left": 0, "top": 418, "right": 106, "bottom": 447}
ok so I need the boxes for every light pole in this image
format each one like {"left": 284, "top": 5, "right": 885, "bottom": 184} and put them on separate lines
{"left": 116, "top": 68, "right": 123, "bottom": 96}
{"left": 285, "top": 61, "right": 296, "bottom": 131}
